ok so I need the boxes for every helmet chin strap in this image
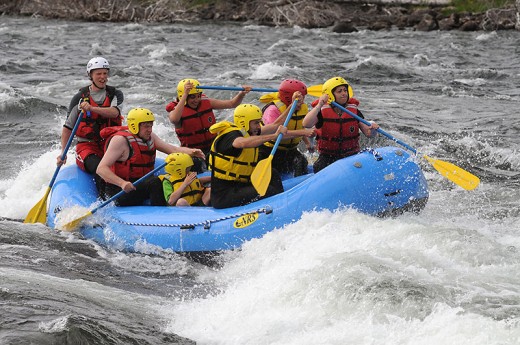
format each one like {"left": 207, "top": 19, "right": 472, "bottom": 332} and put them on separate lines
{"left": 91, "top": 78, "right": 104, "bottom": 90}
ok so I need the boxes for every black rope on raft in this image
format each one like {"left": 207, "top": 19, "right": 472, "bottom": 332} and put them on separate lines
{"left": 113, "top": 205, "right": 273, "bottom": 230}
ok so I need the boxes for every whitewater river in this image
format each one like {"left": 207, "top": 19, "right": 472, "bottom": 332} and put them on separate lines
{"left": 0, "top": 16, "right": 519, "bottom": 344}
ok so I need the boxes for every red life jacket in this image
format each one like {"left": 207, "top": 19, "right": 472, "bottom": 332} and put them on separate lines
{"left": 315, "top": 98, "right": 361, "bottom": 157}
{"left": 100, "top": 126, "right": 156, "bottom": 182}
{"left": 166, "top": 96, "right": 216, "bottom": 151}
{"left": 76, "top": 86, "right": 123, "bottom": 141}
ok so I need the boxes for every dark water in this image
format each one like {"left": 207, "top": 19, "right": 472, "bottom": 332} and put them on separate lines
{"left": 1, "top": 16, "right": 519, "bottom": 344}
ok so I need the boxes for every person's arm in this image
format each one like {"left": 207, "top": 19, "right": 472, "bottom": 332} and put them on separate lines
{"left": 232, "top": 126, "right": 286, "bottom": 149}
{"left": 57, "top": 126, "right": 72, "bottom": 166}
{"left": 270, "top": 91, "right": 304, "bottom": 127}
{"left": 284, "top": 128, "right": 315, "bottom": 139}
{"left": 199, "top": 175, "right": 211, "bottom": 184}
{"left": 167, "top": 171, "right": 197, "bottom": 206}
{"left": 96, "top": 136, "right": 135, "bottom": 193}
{"left": 303, "top": 94, "right": 328, "bottom": 128}
{"left": 154, "top": 133, "right": 205, "bottom": 160}
{"left": 169, "top": 83, "right": 191, "bottom": 125}
{"left": 209, "top": 85, "right": 252, "bottom": 109}
{"left": 80, "top": 102, "right": 120, "bottom": 118}
{"left": 359, "top": 119, "right": 379, "bottom": 138}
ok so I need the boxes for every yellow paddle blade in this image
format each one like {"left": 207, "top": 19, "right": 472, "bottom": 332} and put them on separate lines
{"left": 251, "top": 156, "right": 273, "bottom": 197}
{"left": 306, "top": 84, "right": 322, "bottom": 97}
{"left": 259, "top": 92, "right": 278, "bottom": 103}
{"left": 424, "top": 155, "right": 480, "bottom": 190}
{"left": 60, "top": 210, "right": 93, "bottom": 232}
{"left": 259, "top": 84, "right": 322, "bottom": 103}
{"left": 24, "top": 187, "right": 51, "bottom": 224}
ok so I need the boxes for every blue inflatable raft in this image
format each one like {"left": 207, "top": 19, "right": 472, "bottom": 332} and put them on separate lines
{"left": 47, "top": 146, "right": 429, "bottom": 253}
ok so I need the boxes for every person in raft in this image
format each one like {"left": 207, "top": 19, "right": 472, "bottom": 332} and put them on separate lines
{"left": 208, "top": 102, "right": 314, "bottom": 209}
{"left": 96, "top": 108, "right": 204, "bottom": 206}
{"left": 158, "top": 153, "right": 211, "bottom": 206}
{"left": 165, "top": 78, "right": 252, "bottom": 172}
{"left": 260, "top": 79, "right": 315, "bottom": 177}
{"left": 57, "top": 56, "right": 124, "bottom": 193}
{"left": 302, "top": 76, "right": 380, "bottom": 174}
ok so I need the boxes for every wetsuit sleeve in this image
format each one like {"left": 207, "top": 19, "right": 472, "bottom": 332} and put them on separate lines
{"left": 111, "top": 88, "right": 124, "bottom": 115}
{"left": 64, "top": 92, "right": 82, "bottom": 129}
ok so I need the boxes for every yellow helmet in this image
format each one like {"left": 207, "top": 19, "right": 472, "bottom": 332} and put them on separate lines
{"left": 177, "top": 79, "right": 201, "bottom": 99}
{"left": 233, "top": 104, "right": 262, "bottom": 132}
{"left": 322, "top": 77, "right": 354, "bottom": 103}
{"left": 127, "top": 108, "right": 155, "bottom": 134}
{"left": 165, "top": 153, "right": 194, "bottom": 179}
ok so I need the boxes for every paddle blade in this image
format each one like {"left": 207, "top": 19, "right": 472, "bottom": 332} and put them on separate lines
{"left": 259, "top": 84, "right": 323, "bottom": 103}
{"left": 259, "top": 92, "right": 278, "bottom": 103}
{"left": 424, "top": 155, "right": 480, "bottom": 190}
{"left": 60, "top": 211, "right": 93, "bottom": 232}
{"left": 306, "top": 84, "right": 322, "bottom": 97}
{"left": 251, "top": 156, "right": 273, "bottom": 197}
{"left": 24, "top": 187, "right": 51, "bottom": 224}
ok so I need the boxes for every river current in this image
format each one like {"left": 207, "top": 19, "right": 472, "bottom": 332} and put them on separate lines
{"left": 0, "top": 16, "right": 519, "bottom": 345}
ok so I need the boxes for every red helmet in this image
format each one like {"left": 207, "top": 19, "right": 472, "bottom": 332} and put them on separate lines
{"left": 278, "top": 79, "right": 307, "bottom": 106}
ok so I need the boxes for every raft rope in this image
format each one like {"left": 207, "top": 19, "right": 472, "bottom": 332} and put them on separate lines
{"left": 361, "top": 147, "right": 383, "bottom": 161}
{"left": 113, "top": 205, "right": 273, "bottom": 230}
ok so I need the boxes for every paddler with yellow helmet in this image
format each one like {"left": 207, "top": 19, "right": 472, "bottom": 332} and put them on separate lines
{"left": 158, "top": 153, "right": 211, "bottom": 206}
{"left": 165, "top": 78, "right": 252, "bottom": 172}
{"left": 302, "top": 76, "right": 379, "bottom": 173}
{"left": 208, "top": 100, "right": 311, "bottom": 209}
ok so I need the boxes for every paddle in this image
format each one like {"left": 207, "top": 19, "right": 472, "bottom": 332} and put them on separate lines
{"left": 259, "top": 84, "right": 323, "bottom": 103}
{"left": 60, "top": 161, "right": 168, "bottom": 231}
{"left": 330, "top": 101, "right": 480, "bottom": 191}
{"left": 251, "top": 99, "right": 298, "bottom": 196}
{"left": 24, "top": 109, "right": 85, "bottom": 224}
{"left": 198, "top": 85, "right": 278, "bottom": 93}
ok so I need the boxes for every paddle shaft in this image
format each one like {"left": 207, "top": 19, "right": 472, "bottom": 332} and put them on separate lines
{"left": 270, "top": 99, "right": 299, "bottom": 155}
{"left": 331, "top": 101, "right": 417, "bottom": 154}
{"left": 198, "top": 85, "right": 278, "bottom": 93}
{"left": 89, "top": 161, "right": 168, "bottom": 216}
{"left": 50, "top": 110, "right": 87, "bottom": 186}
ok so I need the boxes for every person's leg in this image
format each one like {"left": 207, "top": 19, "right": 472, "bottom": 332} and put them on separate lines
{"left": 83, "top": 154, "right": 106, "bottom": 195}
{"left": 290, "top": 149, "right": 308, "bottom": 177}
{"left": 211, "top": 183, "right": 259, "bottom": 209}
{"left": 264, "top": 168, "right": 284, "bottom": 198}
{"left": 103, "top": 180, "right": 150, "bottom": 206}
{"left": 148, "top": 176, "right": 168, "bottom": 206}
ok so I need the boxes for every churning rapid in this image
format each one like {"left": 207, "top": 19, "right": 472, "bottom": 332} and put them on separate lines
{"left": 1, "top": 16, "right": 519, "bottom": 345}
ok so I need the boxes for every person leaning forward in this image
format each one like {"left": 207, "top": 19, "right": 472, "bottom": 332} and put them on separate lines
{"left": 57, "top": 57, "right": 124, "bottom": 193}
{"left": 96, "top": 108, "right": 204, "bottom": 206}
{"left": 208, "top": 103, "right": 312, "bottom": 209}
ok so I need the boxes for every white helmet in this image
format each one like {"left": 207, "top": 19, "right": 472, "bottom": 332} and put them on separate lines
{"left": 86, "top": 57, "right": 110, "bottom": 76}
